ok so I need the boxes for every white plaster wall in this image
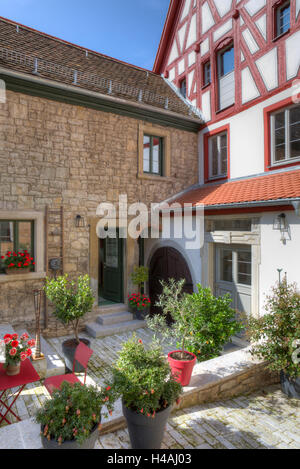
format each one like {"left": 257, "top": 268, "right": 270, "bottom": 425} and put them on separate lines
{"left": 201, "top": 87, "right": 295, "bottom": 182}
{"left": 259, "top": 211, "right": 300, "bottom": 313}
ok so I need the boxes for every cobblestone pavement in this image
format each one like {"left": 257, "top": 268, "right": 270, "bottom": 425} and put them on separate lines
{"left": 96, "top": 385, "right": 300, "bottom": 450}
{"left": 0, "top": 327, "right": 239, "bottom": 431}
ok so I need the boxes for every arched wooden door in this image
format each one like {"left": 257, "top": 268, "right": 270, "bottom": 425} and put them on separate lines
{"left": 149, "top": 246, "right": 193, "bottom": 316}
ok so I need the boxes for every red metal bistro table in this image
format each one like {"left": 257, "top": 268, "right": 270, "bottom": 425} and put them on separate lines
{"left": 0, "top": 360, "right": 40, "bottom": 425}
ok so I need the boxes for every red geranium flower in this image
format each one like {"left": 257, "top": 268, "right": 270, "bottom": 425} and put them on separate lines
{"left": 11, "top": 340, "right": 19, "bottom": 348}
{"left": 20, "top": 352, "right": 27, "bottom": 361}
{"left": 12, "top": 333, "right": 18, "bottom": 340}
{"left": 26, "top": 348, "right": 32, "bottom": 357}
{"left": 9, "top": 347, "right": 17, "bottom": 356}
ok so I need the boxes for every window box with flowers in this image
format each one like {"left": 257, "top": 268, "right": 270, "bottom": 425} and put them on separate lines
{"left": 1, "top": 250, "right": 35, "bottom": 275}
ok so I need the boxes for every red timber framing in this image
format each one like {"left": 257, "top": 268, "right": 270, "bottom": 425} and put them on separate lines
{"left": 154, "top": 0, "right": 300, "bottom": 127}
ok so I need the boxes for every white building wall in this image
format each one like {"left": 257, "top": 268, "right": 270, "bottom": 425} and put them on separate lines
{"left": 259, "top": 210, "right": 300, "bottom": 313}
{"left": 200, "top": 87, "right": 295, "bottom": 183}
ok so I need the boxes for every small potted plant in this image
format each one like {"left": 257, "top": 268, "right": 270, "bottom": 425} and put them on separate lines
{"left": 103, "top": 335, "right": 182, "bottom": 449}
{"left": 44, "top": 274, "right": 94, "bottom": 371}
{"left": 128, "top": 293, "right": 151, "bottom": 320}
{"left": 1, "top": 250, "right": 35, "bottom": 274}
{"left": 128, "top": 266, "right": 151, "bottom": 319}
{"left": 248, "top": 279, "right": 300, "bottom": 399}
{"left": 36, "top": 381, "right": 113, "bottom": 449}
{"left": 2, "top": 332, "right": 35, "bottom": 376}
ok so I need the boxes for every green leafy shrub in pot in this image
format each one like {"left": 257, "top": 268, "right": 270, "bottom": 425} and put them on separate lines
{"left": 248, "top": 279, "right": 300, "bottom": 395}
{"left": 36, "top": 382, "right": 114, "bottom": 447}
{"left": 184, "top": 284, "right": 244, "bottom": 361}
{"left": 103, "top": 335, "right": 182, "bottom": 448}
{"left": 147, "top": 279, "right": 243, "bottom": 363}
{"left": 44, "top": 274, "right": 94, "bottom": 344}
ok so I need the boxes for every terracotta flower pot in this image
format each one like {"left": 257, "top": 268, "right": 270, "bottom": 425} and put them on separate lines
{"left": 168, "top": 350, "right": 197, "bottom": 387}
{"left": 5, "top": 362, "right": 21, "bottom": 376}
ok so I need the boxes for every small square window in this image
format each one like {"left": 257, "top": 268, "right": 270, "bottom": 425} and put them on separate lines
{"left": 276, "top": 1, "right": 290, "bottom": 37}
{"left": 203, "top": 61, "right": 211, "bottom": 87}
{"left": 143, "top": 135, "right": 164, "bottom": 176}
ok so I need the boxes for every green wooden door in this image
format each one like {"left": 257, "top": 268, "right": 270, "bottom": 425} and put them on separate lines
{"left": 102, "top": 231, "right": 124, "bottom": 303}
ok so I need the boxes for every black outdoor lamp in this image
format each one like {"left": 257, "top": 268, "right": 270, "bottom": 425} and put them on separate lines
{"left": 75, "top": 214, "right": 85, "bottom": 228}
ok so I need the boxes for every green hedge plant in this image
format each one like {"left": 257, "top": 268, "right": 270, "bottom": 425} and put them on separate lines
{"left": 147, "top": 279, "right": 244, "bottom": 362}
{"left": 248, "top": 279, "right": 300, "bottom": 379}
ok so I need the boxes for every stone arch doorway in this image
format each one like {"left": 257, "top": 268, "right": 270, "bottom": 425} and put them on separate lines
{"left": 149, "top": 246, "right": 193, "bottom": 316}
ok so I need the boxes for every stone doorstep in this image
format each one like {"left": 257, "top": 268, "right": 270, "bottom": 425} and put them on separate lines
{"left": 0, "top": 345, "right": 274, "bottom": 448}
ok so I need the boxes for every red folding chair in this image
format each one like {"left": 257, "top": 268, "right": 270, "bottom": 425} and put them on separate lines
{"left": 44, "top": 342, "right": 93, "bottom": 395}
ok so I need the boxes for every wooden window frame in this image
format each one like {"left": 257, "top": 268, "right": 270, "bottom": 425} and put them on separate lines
{"left": 202, "top": 61, "right": 211, "bottom": 89}
{"left": 138, "top": 125, "right": 171, "bottom": 181}
{"left": 204, "top": 124, "right": 230, "bottom": 183}
{"left": 0, "top": 220, "right": 35, "bottom": 273}
{"left": 264, "top": 97, "right": 300, "bottom": 171}
{"left": 143, "top": 134, "right": 164, "bottom": 176}
{"left": 273, "top": 0, "right": 291, "bottom": 40}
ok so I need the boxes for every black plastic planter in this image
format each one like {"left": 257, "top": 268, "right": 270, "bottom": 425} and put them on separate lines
{"left": 62, "top": 338, "right": 90, "bottom": 372}
{"left": 280, "top": 371, "right": 300, "bottom": 399}
{"left": 41, "top": 423, "right": 99, "bottom": 449}
{"left": 122, "top": 402, "right": 171, "bottom": 449}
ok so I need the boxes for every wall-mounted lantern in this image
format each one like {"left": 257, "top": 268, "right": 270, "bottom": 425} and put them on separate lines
{"left": 273, "top": 213, "right": 289, "bottom": 244}
{"left": 75, "top": 214, "right": 85, "bottom": 228}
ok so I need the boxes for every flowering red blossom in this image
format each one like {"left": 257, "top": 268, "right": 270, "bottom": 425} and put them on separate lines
{"left": 2, "top": 250, "right": 35, "bottom": 270}
{"left": 9, "top": 347, "right": 17, "bottom": 356}
{"left": 11, "top": 340, "right": 19, "bottom": 348}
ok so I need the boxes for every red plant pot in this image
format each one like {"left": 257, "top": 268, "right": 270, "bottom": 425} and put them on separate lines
{"left": 168, "top": 350, "right": 197, "bottom": 387}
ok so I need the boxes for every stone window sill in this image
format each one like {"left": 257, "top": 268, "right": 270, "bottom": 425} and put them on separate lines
{"left": 137, "top": 173, "right": 174, "bottom": 183}
{"left": 0, "top": 272, "right": 46, "bottom": 284}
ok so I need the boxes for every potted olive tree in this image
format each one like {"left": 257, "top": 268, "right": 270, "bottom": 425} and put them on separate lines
{"left": 248, "top": 279, "right": 300, "bottom": 399}
{"left": 147, "top": 279, "right": 243, "bottom": 386}
{"left": 103, "top": 335, "right": 182, "bottom": 449}
{"left": 45, "top": 274, "right": 94, "bottom": 371}
{"left": 36, "top": 382, "right": 114, "bottom": 449}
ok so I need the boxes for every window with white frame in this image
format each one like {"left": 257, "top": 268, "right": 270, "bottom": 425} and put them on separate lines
{"left": 271, "top": 105, "right": 300, "bottom": 164}
{"left": 209, "top": 132, "right": 228, "bottom": 179}
{"left": 218, "top": 45, "right": 235, "bottom": 110}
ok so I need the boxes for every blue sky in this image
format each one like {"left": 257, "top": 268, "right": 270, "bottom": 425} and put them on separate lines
{"left": 0, "top": 0, "right": 170, "bottom": 69}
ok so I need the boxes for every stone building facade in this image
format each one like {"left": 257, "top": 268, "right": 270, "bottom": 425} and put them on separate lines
{"left": 0, "top": 73, "right": 200, "bottom": 333}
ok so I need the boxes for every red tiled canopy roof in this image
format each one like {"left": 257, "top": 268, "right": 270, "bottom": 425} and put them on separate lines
{"left": 172, "top": 169, "right": 300, "bottom": 208}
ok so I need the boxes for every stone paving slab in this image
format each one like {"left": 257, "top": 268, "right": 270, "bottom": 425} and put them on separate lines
{"left": 1, "top": 385, "right": 299, "bottom": 449}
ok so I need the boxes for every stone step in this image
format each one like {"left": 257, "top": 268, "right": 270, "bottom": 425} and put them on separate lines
{"left": 94, "top": 303, "right": 128, "bottom": 316}
{"left": 96, "top": 311, "right": 133, "bottom": 326}
{"left": 86, "top": 319, "right": 146, "bottom": 338}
